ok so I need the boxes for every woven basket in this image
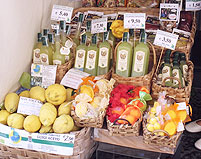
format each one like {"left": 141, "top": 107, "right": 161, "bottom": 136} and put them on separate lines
{"left": 56, "top": 36, "right": 76, "bottom": 84}
{"left": 142, "top": 119, "right": 182, "bottom": 149}
{"left": 112, "top": 41, "right": 156, "bottom": 91}
{"left": 106, "top": 105, "right": 142, "bottom": 136}
{"left": 0, "top": 127, "right": 96, "bottom": 159}
{"left": 151, "top": 50, "right": 194, "bottom": 103}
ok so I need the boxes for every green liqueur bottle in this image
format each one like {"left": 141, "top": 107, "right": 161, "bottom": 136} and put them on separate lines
{"left": 33, "top": 33, "right": 42, "bottom": 64}
{"left": 40, "top": 36, "right": 53, "bottom": 65}
{"left": 84, "top": 34, "right": 99, "bottom": 76}
{"left": 129, "top": 29, "right": 134, "bottom": 48}
{"left": 116, "top": 32, "right": 133, "bottom": 77}
{"left": 97, "top": 31, "right": 111, "bottom": 75}
{"left": 162, "top": 51, "right": 172, "bottom": 87}
{"left": 85, "top": 21, "right": 92, "bottom": 46}
{"left": 131, "top": 30, "right": 150, "bottom": 77}
{"left": 74, "top": 34, "right": 87, "bottom": 71}
{"left": 73, "top": 13, "right": 84, "bottom": 46}
{"left": 107, "top": 22, "right": 115, "bottom": 68}
{"left": 180, "top": 53, "right": 188, "bottom": 83}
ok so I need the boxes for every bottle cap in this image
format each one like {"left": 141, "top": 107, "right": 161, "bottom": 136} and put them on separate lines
{"left": 87, "top": 21, "right": 91, "bottom": 30}
{"left": 81, "top": 34, "right": 87, "bottom": 44}
{"left": 55, "top": 29, "right": 60, "bottom": 36}
{"left": 129, "top": 29, "right": 134, "bottom": 37}
{"left": 48, "top": 33, "right": 53, "bottom": 42}
{"left": 92, "top": 34, "right": 97, "bottom": 44}
{"left": 164, "top": 49, "right": 171, "bottom": 58}
{"left": 173, "top": 52, "right": 180, "bottom": 61}
{"left": 37, "top": 33, "right": 42, "bottom": 42}
{"left": 103, "top": 32, "right": 109, "bottom": 41}
{"left": 66, "top": 25, "right": 71, "bottom": 35}
{"left": 60, "top": 20, "right": 66, "bottom": 31}
{"left": 107, "top": 22, "right": 112, "bottom": 31}
{"left": 78, "top": 13, "right": 84, "bottom": 23}
{"left": 123, "top": 32, "right": 129, "bottom": 42}
{"left": 43, "top": 29, "right": 49, "bottom": 36}
{"left": 41, "top": 36, "right": 47, "bottom": 46}
{"left": 140, "top": 30, "right": 146, "bottom": 43}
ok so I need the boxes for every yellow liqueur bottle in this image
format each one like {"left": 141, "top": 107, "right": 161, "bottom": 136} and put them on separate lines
{"left": 33, "top": 33, "right": 42, "bottom": 64}
{"left": 73, "top": 13, "right": 84, "bottom": 46}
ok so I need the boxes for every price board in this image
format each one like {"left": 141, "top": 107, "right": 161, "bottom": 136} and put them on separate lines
{"left": 186, "top": 0, "right": 201, "bottom": 11}
{"left": 91, "top": 17, "right": 107, "bottom": 34}
{"left": 124, "top": 13, "right": 146, "bottom": 29}
{"left": 51, "top": 5, "right": 73, "bottom": 23}
{"left": 154, "top": 30, "right": 179, "bottom": 50}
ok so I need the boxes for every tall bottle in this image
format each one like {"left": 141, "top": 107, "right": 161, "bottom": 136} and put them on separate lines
{"left": 84, "top": 34, "right": 99, "bottom": 76}
{"left": 53, "top": 29, "right": 65, "bottom": 65}
{"left": 48, "top": 33, "right": 55, "bottom": 52}
{"left": 43, "top": 29, "right": 49, "bottom": 38}
{"left": 131, "top": 30, "right": 150, "bottom": 77}
{"left": 116, "top": 32, "right": 133, "bottom": 77}
{"left": 97, "top": 32, "right": 111, "bottom": 75}
{"left": 74, "top": 34, "right": 87, "bottom": 71}
{"left": 33, "top": 33, "right": 42, "bottom": 64}
{"left": 180, "top": 53, "right": 188, "bottom": 82}
{"left": 107, "top": 22, "right": 115, "bottom": 68}
{"left": 85, "top": 21, "right": 92, "bottom": 46}
{"left": 162, "top": 55, "right": 172, "bottom": 87}
{"left": 129, "top": 29, "right": 134, "bottom": 48}
{"left": 60, "top": 20, "right": 67, "bottom": 46}
{"left": 73, "top": 13, "right": 84, "bottom": 46}
{"left": 40, "top": 36, "right": 53, "bottom": 65}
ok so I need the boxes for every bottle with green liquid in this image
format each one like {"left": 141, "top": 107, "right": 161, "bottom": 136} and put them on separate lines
{"left": 97, "top": 32, "right": 111, "bottom": 75}
{"left": 33, "top": 33, "right": 42, "bottom": 64}
{"left": 74, "top": 34, "right": 87, "bottom": 71}
{"left": 116, "top": 32, "right": 133, "bottom": 77}
{"left": 162, "top": 54, "right": 172, "bottom": 87}
{"left": 48, "top": 33, "right": 55, "bottom": 52}
{"left": 73, "top": 13, "right": 84, "bottom": 46}
{"left": 131, "top": 30, "right": 150, "bottom": 77}
{"left": 84, "top": 34, "right": 99, "bottom": 76}
{"left": 40, "top": 36, "right": 53, "bottom": 65}
{"left": 180, "top": 53, "right": 188, "bottom": 83}
{"left": 129, "top": 29, "right": 134, "bottom": 48}
{"left": 107, "top": 22, "right": 115, "bottom": 68}
{"left": 53, "top": 29, "right": 65, "bottom": 65}
{"left": 85, "top": 21, "right": 92, "bottom": 46}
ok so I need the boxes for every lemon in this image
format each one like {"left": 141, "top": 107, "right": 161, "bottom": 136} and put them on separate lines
{"left": 39, "top": 125, "right": 52, "bottom": 133}
{"left": 24, "top": 115, "right": 41, "bottom": 133}
{"left": 80, "top": 85, "right": 94, "bottom": 99}
{"left": 153, "top": 122, "right": 161, "bottom": 130}
{"left": 45, "top": 84, "right": 66, "bottom": 106}
{"left": 149, "top": 117, "right": 157, "bottom": 125}
{"left": 146, "top": 124, "right": 154, "bottom": 132}
{"left": 66, "top": 88, "right": 73, "bottom": 102}
{"left": 5, "top": 93, "right": 19, "bottom": 113}
{"left": 53, "top": 115, "right": 74, "bottom": 134}
{"left": 58, "top": 102, "right": 71, "bottom": 116}
{"left": 7, "top": 113, "right": 24, "bottom": 129}
{"left": 19, "top": 90, "right": 30, "bottom": 98}
{"left": 39, "top": 103, "right": 57, "bottom": 126}
{"left": 30, "top": 86, "right": 45, "bottom": 102}
{"left": 75, "top": 102, "right": 88, "bottom": 118}
{"left": 0, "top": 110, "right": 10, "bottom": 125}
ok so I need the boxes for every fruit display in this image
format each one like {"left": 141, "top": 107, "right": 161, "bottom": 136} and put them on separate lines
{"left": 110, "top": 20, "right": 129, "bottom": 39}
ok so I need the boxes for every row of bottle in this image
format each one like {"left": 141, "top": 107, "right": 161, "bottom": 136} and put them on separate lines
{"left": 74, "top": 32, "right": 111, "bottom": 76}
{"left": 116, "top": 30, "right": 150, "bottom": 77}
{"left": 32, "top": 21, "right": 73, "bottom": 65}
{"left": 157, "top": 50, "right": 188, "bottom": 88}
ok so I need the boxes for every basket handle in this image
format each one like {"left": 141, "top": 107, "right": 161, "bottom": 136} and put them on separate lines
{"left": 152, "top": 129, "right": 170, "bottom": 137}
{"left": 162, "top": 76, "right": 182, "bottom": 88}
{"left": 113, "top": 118, "right": 132, "bottom": 126}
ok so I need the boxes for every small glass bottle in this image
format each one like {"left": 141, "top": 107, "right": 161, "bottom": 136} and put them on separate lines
{"left": 33, "top": 33, "right": 42, "bottom": 64}
{"left": 73, "top": 13, "right": 84, "bottom": 46}
{"left": 162, "top": 56, "right": 172, "bottom": 87}
{"left": 48, "top": 33, "right": 55, "bottom": 52}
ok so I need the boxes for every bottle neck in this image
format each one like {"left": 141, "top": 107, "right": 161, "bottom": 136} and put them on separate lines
{"left": 42, "top": 37, "right": 48, "bottom": 47}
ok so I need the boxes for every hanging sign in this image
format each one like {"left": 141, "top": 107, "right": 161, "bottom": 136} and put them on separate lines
{"left": 91, "top": 17, "right": 107, "bottom": 34}
{"left": 124, "top": 13, "right": 146, "bottom": 29}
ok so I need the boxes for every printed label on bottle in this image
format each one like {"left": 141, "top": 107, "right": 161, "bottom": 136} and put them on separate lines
{"left": 98, "top": 47, "right": 109, "bottom": 68}
{"left": 133, "top": 51, "right": 145, "bottom": 73}
{"left": 182, "top": 64, "right": 188, "bottom": 80}
{"left": 172, "top": 69, "right": 180, "bottom": 86}
{"left": 117, "top": 50, "right": 128, "bottom": 72}
{"left": 162, "top": 66, "right": 171, "bottom": 82}
{"left": 75, "top": 49, "right": 86, "bottom": 69}
{"left": 40, "top": 53, "right": 49, "bottom": 65}
{"left": 33, "top": 49, "right": 41, "bottom": 64}
{"left": 53, "top": 60, "right": 61, "bottom": 65}
{"left": 86, "top": 50, "right": 97, "bottom": 70}
{"left": 60, "top": 46, "right": 70, "bottom": 55}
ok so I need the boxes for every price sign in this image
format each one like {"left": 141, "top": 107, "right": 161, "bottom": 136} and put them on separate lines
{"left": 124, "top": 13, "right": 146, "bottom": 29}
{"left": 51, "top": 5, "right": 73, "bottom": 23}
{"left": 154, "top": 30, "right": 179, "bottom": 50}
{"left": 186, "top": 0, "right": 201, "bottom": 11}
{"left": 91, "top": 17, "right": 107, "bottom": 34}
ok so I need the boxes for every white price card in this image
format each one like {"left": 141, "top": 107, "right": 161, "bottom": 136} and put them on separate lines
{"left": 51, "top": 24, "right": 59, "bottom": 30}
{"left": 177, "top": 102, "right": 187, "bottom": 110}
{"left": 51, "top": 5, "right": 73, "bottom": 23}
{"left": 91, "top": 17, "right": 107, "bottom": 34}
{"left": 186, "top": 0, "right": 201, "bottom": 11}
{"left": 17, "top": 97, "right": 43, "bottom": 116}
{"left": 124, "top": 13, "right": 146, "bottom": 29}
{"left": 154, "top": 30, "right": 179, "bottom": 50}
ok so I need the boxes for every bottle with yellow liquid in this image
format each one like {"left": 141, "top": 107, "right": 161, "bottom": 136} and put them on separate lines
{"left": 73, "top": 13, "right": 84, "bottom": 46}
{"left": 33, "top": 33, "right": 42, "bottom": 64}
{"left": 40, "top": 37, "right": 53, "bottom": 65}
{"left": 60, "top": 20, "right": 66, "bottom": 46}
{"left": 48, "top": 33, "right": 55, "bottom": 52}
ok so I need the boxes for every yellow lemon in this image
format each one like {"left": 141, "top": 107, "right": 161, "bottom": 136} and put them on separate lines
{"left": 7, "top": 113, "right": 24, "bottom": 129}
{"left": 19, "top": 90, "right": 30, "bottom": 98}
{"left": 39, "top": 125, "right": 52, "bottom": 133}
{"left": 24, "top": 115, "right": 41, "bottom": 133}
{"left": 149, "top": 117, "right": 157, "bottom": 125}
{"left": 0, "top": 110, "right": 10, "bottom": 125}
{"left": 30, "top": 86, "right": 45, "bottom": 102}
{"left": 80, "top": 85, "right": 94, "bottom": 99}
{"left": 153, "top": 122, "right": 161, "bottom": 130}
{"left": 146, "top": 124, "right": 154, "bottom": 132}
{"left": 5, "top": 93, "right": 19, "bottom": 113}
{"left": 58, "top": 102, "right": 71, "bottom": 116}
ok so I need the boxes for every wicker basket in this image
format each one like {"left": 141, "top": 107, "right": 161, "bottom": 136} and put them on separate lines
{"left": 106, "top": 105, "right": 142, "bottom": 136}
{"left": 56, "top": 36, "right": 76, "bottom": 84}
{"left": 112, "top": 41, "right": 156, "bottom": 91}
{"left": 142, "top": 119, "right": 182, "bottom": 149}
{"left": 151, "top": 49, "right": 194, "bottom": 103}
{"left": 0, "top": 127, "right": 96, "bottom": 159}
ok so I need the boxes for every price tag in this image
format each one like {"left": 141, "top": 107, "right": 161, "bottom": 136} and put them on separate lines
{"left": 186, "top": 0, "right": 201, "bottom": 11}
{"left": 154, "top": 30, "right": 179, "bottom": 50}
{"left": 177, "top": 121, "right": 185, "bottom": 132}
{"left": 91, "top": 17, "right": 107, "bottom": 34}
{"left": 177, "top": 102, "right": 187, "bottom": 110}
{"left": 51, "top": 5, "right": 73, "bottom": 23}
{"left": 124, "top": 13, "right": 146, "bottom": 29}
{"left": 51, "top": 24, "right": 59, "bottom": 30}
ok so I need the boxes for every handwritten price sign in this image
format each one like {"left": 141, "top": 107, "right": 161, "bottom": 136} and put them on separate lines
{"left": 51, "top": 5, "right": 73, "bottom": 23}
{"left": 91, "top": 17, "right": 107, "bottom": 34}
{"left": 186, "top": 0, "right": 201, "bottom": 11}
{"left": 154, "top": 30, "right": 179, "bottom": 50}
{"left": 124, "top": 13, "right": 146, "bottom": 29}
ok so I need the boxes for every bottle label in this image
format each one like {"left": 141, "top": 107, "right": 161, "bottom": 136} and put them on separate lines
{"left": 98, "top": 47, "right": 109, "bottom": 68}
{"left": 75, "top": 49, "right": 86, "bottom": 69}
{"left": 133, "top": 51, "right": 145, "bottom": 73}
{"left": 162, "top": 66, "right": 171, "bottom": 82}
{"left": 33, "top": 49, "right": 41, "bottom": 64}
{"left": 40, "top": 53, "right": 49, "bottom": 65}
{"left": 60, "top": 46, "right": 70, "bottom": 55}
{"left": 182, "top": 64, "right": 188, "bottom": 80}
{"left": 53, "top": 60, "right": 62, "bottom": 65}
{"left": 117, "top": 50, "right": 128, "bottom": 72}
{"left": 172, "top": 69, "right": 180, "bottom": 86}
{"left": 86, "top": 50, "right": 97, "bottom": 70}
